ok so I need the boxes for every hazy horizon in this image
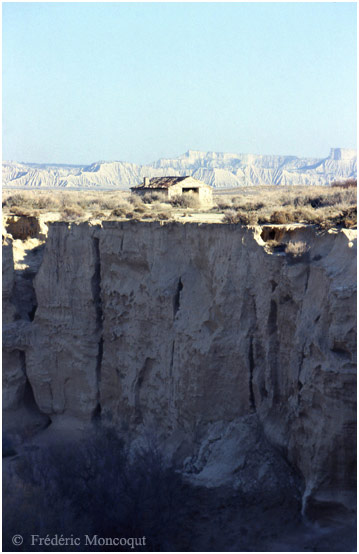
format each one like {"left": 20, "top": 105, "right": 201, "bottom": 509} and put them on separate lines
{"left": 3, "top": 146, "right": 358, "bottom": 168}
{"left": 3, "top": 2, "right": 357, "bottom": 165}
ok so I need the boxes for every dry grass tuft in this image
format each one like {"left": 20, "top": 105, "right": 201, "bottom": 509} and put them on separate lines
{"left": 222, "top": 210, "right": 258, "bottom": 225}
{"left": 8, "top": 206, "right": 40, "bottom": 217}
{"left": 61, "top": 205, "right": 85, "bottom": 220}
{"left": 285, "top": 241, "right": 309, "bottom": 256}
{"left": 169, "top": 194, "right": 200, "bottom": 209}
{"left": 92, "top": 211, "right": 105, "bottom": 219}
{"left": 128, "top": 195, "right": 146, "bottom": 208}
{"left": 133, "top": 204, "right": 147, "bottom": 214}
{"left": 269, "top": 210, "right": 291, "bottom": 224}
{"left": 142, "top": 191, "right": 167, "bottom": 204}
{"left": 110, "top": 207, "right": 127, "bottom": 218}
{"left": 157, "top": 211, "right": 172, "bottom": 220}
{"left": 2, "top": 190, "right": 131, "bottom": 214}
{"left": 331, "top": 178, "right": 357, "bottom": 189}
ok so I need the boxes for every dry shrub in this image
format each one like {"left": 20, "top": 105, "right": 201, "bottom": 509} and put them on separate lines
{"left": 293, "top": 207, "right": 322, "bottom": 224}
{"left": 133, "top": 204, "right": 146, "bottom": 214}
{"left": 149, "top": 200, "right": 169, "bottom": 212}
{"left": 142, "top": 192, "right": 167, "bottom": 204}
{"left": 89, "top": 196, "right": 124, "bottom": 211}
{"left": 285, "top": 240, "right": 311, "bottom": 263}
{"left": 218, "top": 187, "right": 357, "bottom": 227}
{"left": 215, "top": 198, "right": 235, "bottom": 210}
{"left": 85, "top": 200, "right": 102, "bottom": 211}
{"left": 156, "top": 211, "right": 171, "bottom": 220}
{"left": 243, "top": 202, "right": 265, "bottom": 211}
{"left": 270, "top": 210, "right": 291, "bottom": 224}
{"left": 170, "top": 194, "right": 200, "bottom": 209}
{"left": 265, "top": 207, "right": 323, "bottom": 225}
{"left": 331, "top": 178, "right": 357, "bottom": 189}
{"left": 9, "top": 206, "right": 40, "bottom": 217}
{"left": 128, "top": 194, "right": 146, "bottom": 208}
{"left": 61, "top": 205, "right": 85, "bottom": 219}
{"left": 216, "top": 198, "right": 264, "bottom": 212}
{"left": 2, "top": 190, "right": 131, "bottom": 216}
{"left": 222, "top": 210, "right": 238, "bottom": 223}
{"left": 92, "top": 211, "right": 105, "bottom": 219}
{"left": 237, "top": 211, "right": 258, "bottom": 224}
{"left": 222, "top": 210, "right": 258, "bottom": 225}
{"left": 292, "top": 189, "right": 356, "bottom": 209}
{"left": 3, "top": 193, "right": 29, "bottom": 208}
{"left": 33, "top": 195, "right": 61, "bottom": 210}
{"left": 285, "top": 241, "right": 309, "bottom": 256}
{"left": 328, "top": 206, "right": 357, "bottom": 229}
{"left": 110, "top": 207, "right": 127, "bottom": 218}
{"left": 342, "top": 206, "right": 357, "bottom": 228}
{"left": 3, "top": 193, "right": 59, "bottom": 211}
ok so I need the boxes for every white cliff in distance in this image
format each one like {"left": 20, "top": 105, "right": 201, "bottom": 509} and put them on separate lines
{"left": 3, "top": 148, "right": 357, "bottom": 189}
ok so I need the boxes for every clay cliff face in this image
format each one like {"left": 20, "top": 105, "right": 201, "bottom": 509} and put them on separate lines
{"left": 2, "top": 220, "right": 356, "bottom": 522}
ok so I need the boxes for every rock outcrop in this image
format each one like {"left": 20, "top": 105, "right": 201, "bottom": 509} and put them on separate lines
{"left": 2, "top": 220, "right": 356, "bottom": 523}
{"left": 2, "top": 233, "right": 49, "bottom": 439}
{"left": 2, "top": 235, "right": 26, "bottom": 412}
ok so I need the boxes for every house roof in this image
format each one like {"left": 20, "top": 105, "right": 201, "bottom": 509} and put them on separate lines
{"left": 132, "top": 176, "right": 212, "bottom": 191}
{"left": 132, "top": 176, "right": 189, "bottom": 190}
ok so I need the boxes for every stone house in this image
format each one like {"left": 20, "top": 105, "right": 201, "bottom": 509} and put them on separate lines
{"left": 131, "top": 176, "right": 213, "bottom": 206}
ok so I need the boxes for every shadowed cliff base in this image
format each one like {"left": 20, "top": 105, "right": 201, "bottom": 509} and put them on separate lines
{"left": 2, "top": 429, "right": 356, "bottom": 552}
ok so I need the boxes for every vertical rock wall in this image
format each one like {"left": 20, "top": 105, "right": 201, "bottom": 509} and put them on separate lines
{"left": 3, "top": 221, "right": 356, "bottom": 519}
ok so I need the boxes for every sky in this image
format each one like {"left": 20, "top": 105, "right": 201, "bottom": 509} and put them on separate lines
{"left": 2, "top": 2, "right": 357, "bottom": 165}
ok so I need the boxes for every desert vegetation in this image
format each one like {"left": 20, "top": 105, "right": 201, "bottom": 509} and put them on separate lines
{"left": 2, "top": 191, "right": 130, "bottom": 217}
{"left": 2, "top": 180, "right": 357, "bottom": 228}
{"left": 261, "top": 239, "right": 311, "bottom": 262}
{"left": 285, "top": 240, "right": 309, "bottom": 257}
{"left": 218, "top": 181, "right": 357, "bottom": 228}
{"left": 331, "top": 178, "right": 357, "bottom": 189}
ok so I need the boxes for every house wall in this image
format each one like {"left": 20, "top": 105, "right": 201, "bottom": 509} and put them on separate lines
{"left": 167, "top": 184, "right": 184, "bottom": 199}
{"left": 180, "top": 177, "right": 213, "bottom": 206}
{"left": 198, "top": 186, "right": 213, "bottom": 206}
{"left": 169, "top": 181, "right": 213, "bottom": 207}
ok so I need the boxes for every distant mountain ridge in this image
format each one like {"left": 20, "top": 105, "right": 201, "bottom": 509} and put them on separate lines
{"left": 2, "top": 148, "right": 357, "bottom": 189}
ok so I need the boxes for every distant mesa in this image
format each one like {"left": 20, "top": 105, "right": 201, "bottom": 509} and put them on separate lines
{"left": 329, "top": 148, "right": 356, "bottom": 161}
{"left": 2, "top": 148, "right": 357, "bottom": 189}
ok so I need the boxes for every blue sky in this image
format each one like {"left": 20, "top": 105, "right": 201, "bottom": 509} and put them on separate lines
{"left": 2, "top": 2, "right": 357, "bottom": 164}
